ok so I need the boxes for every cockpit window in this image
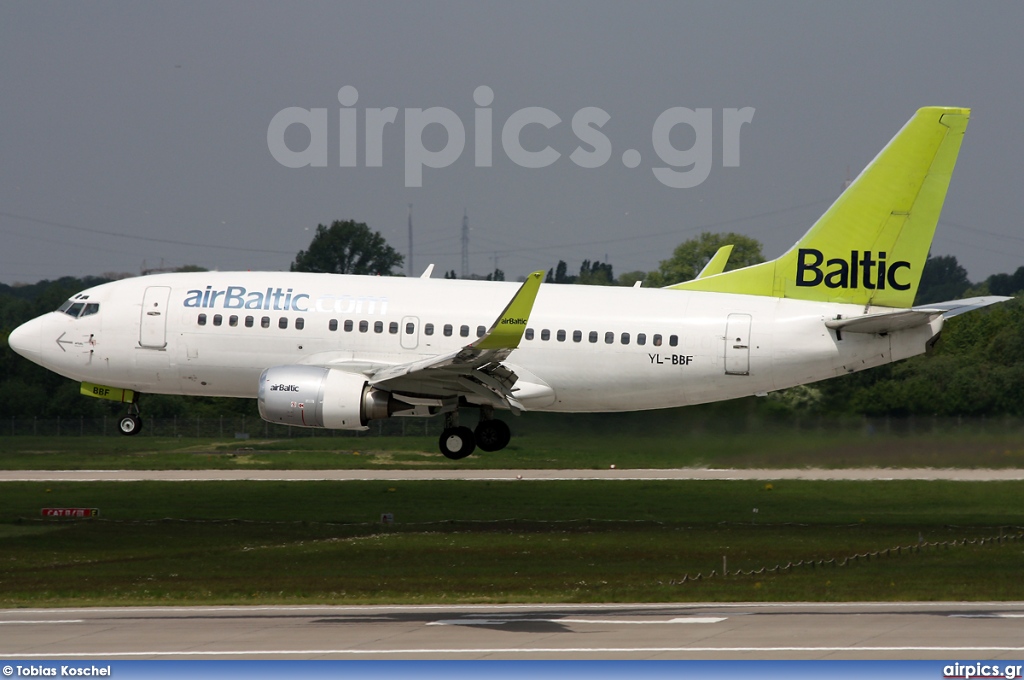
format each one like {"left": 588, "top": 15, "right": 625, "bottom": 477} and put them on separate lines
{"left": 58, "top": 298, "right": 100, "bottom": 318}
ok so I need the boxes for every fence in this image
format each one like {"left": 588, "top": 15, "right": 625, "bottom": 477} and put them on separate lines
{"left": 5, "top": 414, "right": 1024, "bottom": 440}
{"left": 667, "top": 528, "right": 1024, "bottom": 584}
{"left": 3, "top": 415, "right": 440, "bottom": 439}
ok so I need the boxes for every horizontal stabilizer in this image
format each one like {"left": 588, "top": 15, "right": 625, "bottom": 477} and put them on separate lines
{"left": 825, "top": 310, "right": 940, "bottom": 334}
{"left": 825, "top": 296, "right": 1011, "bottom": 334}
{"left": 911, "top": 295, "right": 1013, "bottom": 319}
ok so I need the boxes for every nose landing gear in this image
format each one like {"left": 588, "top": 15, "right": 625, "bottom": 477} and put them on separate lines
{"left": 118, "top": 404, "right": 142, "bottom": 436}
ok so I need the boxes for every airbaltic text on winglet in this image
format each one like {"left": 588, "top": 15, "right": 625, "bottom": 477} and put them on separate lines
{"left": 183, "top": 285, "right": 388, "bottom": 314}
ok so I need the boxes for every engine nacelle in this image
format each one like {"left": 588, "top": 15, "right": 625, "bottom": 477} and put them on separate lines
{"left": 257, "top": 365, "right": 406, "bottom": 430}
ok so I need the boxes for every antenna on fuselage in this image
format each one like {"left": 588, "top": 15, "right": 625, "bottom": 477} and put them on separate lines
{"left": 461, "top": 209, "right": 469, "bottom": 279}
{"left": 407, "top": 203, "right": 414, "bottom": 277}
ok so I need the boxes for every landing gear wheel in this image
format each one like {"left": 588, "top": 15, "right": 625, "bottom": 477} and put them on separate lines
{"left": 475, "top": 419, "right": 511, "bottom": 452}
{"left": 119, "top": 414, "right": 142, "bottom": 436}
{"left": 439, "top": 426, "right": 476, "bottom": 460}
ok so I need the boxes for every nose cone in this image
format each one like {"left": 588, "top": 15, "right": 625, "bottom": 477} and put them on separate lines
{"left": 8, "top": 316, "right": 44, "bottom": 365}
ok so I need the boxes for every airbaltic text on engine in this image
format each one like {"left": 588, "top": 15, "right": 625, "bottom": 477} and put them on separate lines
{"left": 182, "top": 285, "right": 387, "bottom": 314}
{"left": 795, "top": 248, "right": 911, "bottom": 290}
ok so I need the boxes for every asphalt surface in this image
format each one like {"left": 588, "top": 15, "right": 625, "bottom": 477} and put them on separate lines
{"left": 2, "top": 602, "right": 1024, "bottom": 660}
{"left": 2, "top": 468, "right": 1024, "bottom": 482}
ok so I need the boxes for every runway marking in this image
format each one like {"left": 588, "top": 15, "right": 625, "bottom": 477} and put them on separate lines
{"left": 6, "top": 646, "right": 1024, "bottom": 658}
{"left": 427, "top": 617, "right": 726, "bottom": 626}
{"left": 951, "top": 614, "right": 1024, "bottom": 618}
{"left": 6, "top": 601, "right": 1021, "bottom": 615}
{"left": 0, "top": 620, "right": 83, "bottom": 625}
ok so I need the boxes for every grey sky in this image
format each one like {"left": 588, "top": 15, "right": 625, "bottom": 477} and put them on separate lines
{"left": 2, "top": 2, "right": 1022, "bottom": 285}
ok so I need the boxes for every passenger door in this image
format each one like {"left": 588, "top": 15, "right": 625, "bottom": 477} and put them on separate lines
{"left": 139, "top": 286, "right": 171, "bottom": 349}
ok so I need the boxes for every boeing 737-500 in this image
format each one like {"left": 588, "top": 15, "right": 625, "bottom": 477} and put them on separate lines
{"left": 7, "top": 107, "right": 1009, "bottom": 458}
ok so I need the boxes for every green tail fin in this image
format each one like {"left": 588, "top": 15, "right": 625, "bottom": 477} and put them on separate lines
{"left": 671, "top": 107, "right": 970, "bottom": 308}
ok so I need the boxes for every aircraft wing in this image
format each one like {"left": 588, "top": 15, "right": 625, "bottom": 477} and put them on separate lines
{"left": 366, "top": 271, "right": 545, "bottom": 411}
{"left": 825, "top": 295, "right": 1011, "bottom": 334}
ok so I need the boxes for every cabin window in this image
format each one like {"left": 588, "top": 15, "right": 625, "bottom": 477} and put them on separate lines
{"left": 278, "top": 317, "right": 288, "bottom": 329}
{"left": 359, "top": 320, "right": 368, "bottom": 333}
{"left": 525, "top": 328, "right": 534, "bottom": 341}
{"left": 669, "top": 335, "right": 679, "bottom": 347}
{"left": 261, "top": 316, "right": 270, "bottom": 328}
{"left": 589, "top": 331, "right": 598, "bottom": 343}
{"left": 344, "top": 320, "right": 353, "bottom": 332}
{"left": 556, "top": 330, "right": 566, "bottom": 342}
{"left": 295, "top": 318, "right": 304, "bottom": 330}
{"left": 329, "top": 319, "right": 338, "bottom": 331}
{"left": 406, "top": 322, "right": 415, "bottom": 335}
{"left": 604, "top": 331, "right": 614, "bottom": 344}
{"left": 476, "top": 325, "right": 486, "bottom": 338}
{"left": 460, "top": 325, "right": 469, "bottom": 338}
{"left": 245, "top": 316, "right": 254, "bottom": 328}
{"left": 443, "top": 324, "right": 453, "bottom": 337}
{"left": 374, "top": 321, "right": 383, "bottom": 333}
{"left": 212, "top": 314, "right": 222, "bottom": 327}
{"left": 197, "top": 314, "right": 207, "bottom": 326}
{"left": 229, "top": 315, "right": 238, "bottom": 327}
{"left": 653, "top": 334, "right": 662, "bottom": 346}
{"left": 389, "top": 322, "right": 399, "bottom": 334}
{"left": 424, "top": 323, "right": 434, "bottom": 336}
{"left": 621, "top": 332, "right": 630, "bottom": 345}
{"left": 637, "top": 333, "right": 646, "bottom": 346}
{"left": 540, "top": 329, "right": 550, "bottom": 341}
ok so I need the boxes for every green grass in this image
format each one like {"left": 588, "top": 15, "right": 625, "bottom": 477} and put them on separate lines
{"left": 4, "top": 423, "right": 1024, "bottom": 469}
{"left": 1, "top": 480, "right": 1022, "bottom": 606}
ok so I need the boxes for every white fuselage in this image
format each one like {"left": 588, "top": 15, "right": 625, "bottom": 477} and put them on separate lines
{"left": 11, "top": 271, "right": 941, "bottom": 413}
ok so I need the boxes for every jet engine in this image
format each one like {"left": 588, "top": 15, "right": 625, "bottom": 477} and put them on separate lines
{"left": 257, "top": 365, "right": 410, "bottom": 430}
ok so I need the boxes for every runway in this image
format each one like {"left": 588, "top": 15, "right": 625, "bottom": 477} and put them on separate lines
{"left": 3, "top": 468, "right": 1024, "bottom": 482}
{"left": 3, "top": 602, "right": 1024, "bottom": 660}
{"left": 4, "top": 472, "right": 1021, "bottom": 660}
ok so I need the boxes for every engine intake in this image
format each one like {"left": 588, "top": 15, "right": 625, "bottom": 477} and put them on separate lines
{"left": 257, "top": 365, "right": 409, "bottom": 430}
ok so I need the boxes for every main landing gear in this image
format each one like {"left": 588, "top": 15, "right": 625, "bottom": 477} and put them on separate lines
{"left": 118, "top": 403, "right": 143, "bottom": 436}
{"left": 438, "top": 408, "right": 511, "bottom": 460}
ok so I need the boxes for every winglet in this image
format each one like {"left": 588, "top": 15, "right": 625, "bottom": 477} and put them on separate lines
{"left": 695, "top": 245, "right": 733, "bottom": 280}
{"left": 472, "top": 271, "right": 545, "bottom": 350}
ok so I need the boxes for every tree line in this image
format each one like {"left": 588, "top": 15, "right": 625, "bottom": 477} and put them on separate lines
{"left": 1, "top": 219, "right": 1022, "bottom": 421}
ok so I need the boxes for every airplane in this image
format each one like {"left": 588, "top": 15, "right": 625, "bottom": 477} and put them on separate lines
{"left": 7, "top": 106, "right": 1009, "bottom": 459}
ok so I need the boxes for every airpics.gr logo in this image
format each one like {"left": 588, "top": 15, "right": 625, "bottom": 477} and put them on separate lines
{"left": 796, "top": 248, "right": 912, "bottom": 291}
